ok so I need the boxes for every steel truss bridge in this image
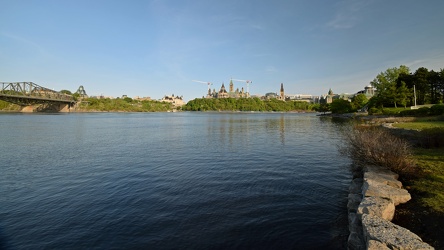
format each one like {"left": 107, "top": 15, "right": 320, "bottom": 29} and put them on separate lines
{"left": 0, "top": 82, "right": 75, "bottom": 106}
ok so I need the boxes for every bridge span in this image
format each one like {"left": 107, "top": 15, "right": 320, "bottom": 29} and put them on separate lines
{"left": 0, "top": 82, "right": 75, "bottom": 112}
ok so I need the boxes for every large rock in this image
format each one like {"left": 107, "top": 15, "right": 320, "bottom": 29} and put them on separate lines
{"left": 349, "top": 177, "right": 363, "bottom": 194}
{"left": 367, "top": 240, "right": 390, "bottom": 250}
{"left": 348, "top": 212, "right": 362, "bottom": 235}
{"left": 364, "top": 171, "right": 402, "bottom": 188}
{"left": 348, "top": 232, "right": 366, "bottom": 250}
{"left": 348, "top": 193, "right": 362, "bottom": 213}
{"left": 358, "top": 196, "right": 395, "bottom": 221}
{"left": 348, "top": 164, "right": 432, "bottom": 249}
{"left": 364, "top": 165, "right": 399, "bottom": 180}
{"left": 361, "top": 214, "right": 434, "bottom": 250}
{"left": 362, "top": 179, "right": 411, "bottom": 205}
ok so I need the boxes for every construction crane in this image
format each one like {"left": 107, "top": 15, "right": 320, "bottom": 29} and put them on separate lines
{"left": 192, "top": 80, "right": 213, "bottom": 92}
{"left": 231, "top": 78, "right": 252, "bottom": 95}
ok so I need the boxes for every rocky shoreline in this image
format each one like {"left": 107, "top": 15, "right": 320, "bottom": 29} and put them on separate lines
{"left": 347, "top": 165, "right": 434, "bottom": 249}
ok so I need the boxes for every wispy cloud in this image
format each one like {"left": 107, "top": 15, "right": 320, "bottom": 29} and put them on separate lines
{"left": 404, "top": 59, "right": 426, "bottom": 69}
{"left": 402, "top": 55, "right": 444, "bottom": 71}
{"left": 326, "top": 0, "right": 370, "bottom": 30}
{"left": 0, "top": 32, "right": 50, "bottom": 57}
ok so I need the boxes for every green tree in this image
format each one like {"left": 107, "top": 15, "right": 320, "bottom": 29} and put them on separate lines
{"left": 351, "top": 94, "right": 368, "bottom": 111}
{"left": 60, "top": 89, "right": 72, "bottom": 95}
{"left": 439, "top": 69, "right": 444, "bottom": 103}
{"left": 330, "top": 99, "right": 353, "bottom": 114}
{"left": 396, "top": 81, "right": 410, "bottom": 108}
{"left": 371, "top": 65, "right": 410, "bottom": 108}
{"left": 123, "top": 97, "right": 133, "bottom": 103}
{"left": 413, "top": 67, "right": 430, "bottom": 105}
{"left": 313, "top": 103, "right": 330, "bottom": 114}
{"left": 182, "top": 98, "right": 312, "bottom": 112}
{"left": 428, "top": 70, "right": 441, "bottom": 104}
{"left": 72, "top": 93, "right": 80, "bottom": 101}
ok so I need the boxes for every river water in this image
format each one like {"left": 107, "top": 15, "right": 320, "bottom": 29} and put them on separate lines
{"left": 0, "top": 112, "right": 351, "bottom": 249}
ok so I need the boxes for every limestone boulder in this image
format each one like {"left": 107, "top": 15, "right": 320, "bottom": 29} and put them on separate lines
{"left": 361, "top": 214, "right": 434, "bottom": 250}
{"left": 364, "top": 171, "right": 403, "bottom": 188}
{"left": 358, "top": 196, "right": 395, "bottom": 221}
{"left": 349, "top": 177, "right": 363, "bottom": 194}
{"left": 348, "top": 212, "right": 362, "bottom": 235}
{"left": 348, "top": 193, "right": 362, "bottom": 213}
{"left": 367, "top": 240, "right": 390, "bottom": 250}
{"left": 365, "top": 165, "right": 399, "bottom": 180}
{"left": 348, "top": 232, "right": 366, "bottom": 250}
{"left": 362, "top": 179, "right": 411, "bottom": 205}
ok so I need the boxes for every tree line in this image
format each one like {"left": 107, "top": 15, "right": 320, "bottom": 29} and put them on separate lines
{"left": 78, "top": 97, "right": 174, "bottom": 112}
{"left": 370, "top": 65, "right": 444, "bottom": 108}
{"left": 3, "top": 65, "right": 443, "bottom": 114}
{"left": 315, "top": 65, "right": 444, "bottom": 114}
{"left": 182, "top": 97, "right": 314, "bottom": 112}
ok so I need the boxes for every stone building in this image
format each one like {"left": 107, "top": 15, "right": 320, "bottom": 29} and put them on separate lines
{"left": 320, "top": 85, "right": 377, "bottom": 104}
{"left": 263, "top": 83, "right": 287, "bottom": 100}
{"left": 161, "top": 94, "right": 184, "bottom": 107}
{"left": 207, "top": 79, "right": 248, "bottom": 99}
{"left": 356, "top": 84, "right": 376, "bottom": 98}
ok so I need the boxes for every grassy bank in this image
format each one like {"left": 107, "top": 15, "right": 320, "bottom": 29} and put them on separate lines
{"left": 409, "top": 147, "right": 444, "bottom": 212}
{"left": 392, "top": 115, "right": 444, "bottom": 130}
{"left": 0, "top": 100, "right": 21, "bottom": 111}
{"left": 342, "top": 117, "right": 444, "bottom": 248}
{"left": 394, "top": 146, "right": 444, "bottom": 249}
{"left": 394, "top": 121, "right": 444, "bottom": 129}
{"left": 391, "top": 118, "right": 444, "bottom": 248}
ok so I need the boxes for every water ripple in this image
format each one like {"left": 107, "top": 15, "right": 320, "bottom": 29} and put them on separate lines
{"left": 0, "top": 113, "right": 351, "bottom": 249}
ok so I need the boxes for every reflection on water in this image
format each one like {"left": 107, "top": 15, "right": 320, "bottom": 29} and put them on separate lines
{"left": 205, "top": 113, "right": 324, "bottom": 147}
{"left": 0, "top": 112, "right": 351, "bottom": 249}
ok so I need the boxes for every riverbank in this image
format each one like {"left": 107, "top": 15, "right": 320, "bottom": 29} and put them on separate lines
{"left": 340, "top": 114, "right": 443, "bottom": 249}
{"left": 347, "top": 164, "right": 433, "bottom": 249}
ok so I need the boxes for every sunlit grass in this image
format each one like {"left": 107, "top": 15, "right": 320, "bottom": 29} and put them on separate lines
{"left": 410, "top": 148, "right": 444, "bottom": 213}
{"left": 383, "top": 107, "right": 410, "bottom": 113}
{"left": 393, "top": 121, "right": 444, "bottom": 130}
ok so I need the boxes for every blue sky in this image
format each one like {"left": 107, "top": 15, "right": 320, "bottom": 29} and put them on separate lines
{"left": 1, "top": 0, "right": 444, "bottom": 101}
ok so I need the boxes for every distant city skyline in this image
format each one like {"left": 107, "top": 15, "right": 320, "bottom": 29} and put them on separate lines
{"left": 1, "top": 0, "right": 444, "bottom": 101}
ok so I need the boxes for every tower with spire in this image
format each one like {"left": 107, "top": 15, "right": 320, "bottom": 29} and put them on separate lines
{"left": 280, "top": 83, "right": 285, "bottom": 100}
{"left": 218, "top": 83, "right": 229, "bottom": 98}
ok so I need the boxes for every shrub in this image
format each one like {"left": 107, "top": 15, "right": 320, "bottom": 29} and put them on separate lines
{"left": 417, "top": 127, "right": 444, "bottom": 148}
{"left": 340, "top": 125, "right": 416, "bottom": 175}
{"left": 330, "top": 99, "right": 353, "bottom": 114}
{"left": 430, "top": 104, "right": 444, "bottom": 115}
{"left": 400, "top": 107, "right": 431, "bottom": 117}
{"left": 382, "top": 109, "right": 399, "bottom": 116}
{"left": 418, "top": 107, "right": 431, "bottom": 115}
{"left": 368, "top": 107, "right": 381, "bottom": 115}
{"left": 399, "top": 109, "right": 418, "bottom": 116}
